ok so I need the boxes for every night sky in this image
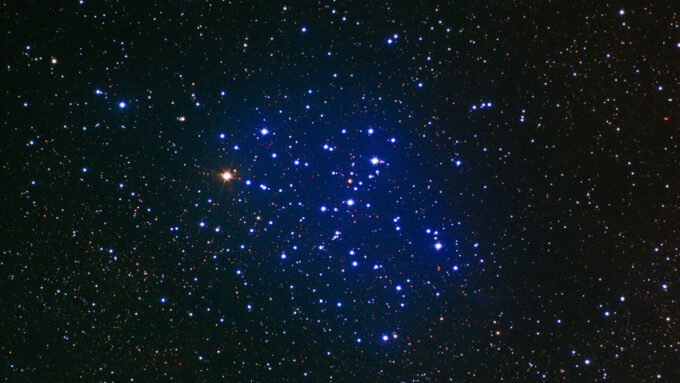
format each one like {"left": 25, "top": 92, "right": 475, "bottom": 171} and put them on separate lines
{"left": 2, "top": 1, "right": 679, "bottom": 381}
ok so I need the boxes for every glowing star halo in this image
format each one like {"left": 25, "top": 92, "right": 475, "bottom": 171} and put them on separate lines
{"left": 221, "top": 170, "right": 234, "bottom": 181}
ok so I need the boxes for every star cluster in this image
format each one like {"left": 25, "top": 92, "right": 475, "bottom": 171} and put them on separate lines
{"left": 2, "top": 1, "right": 679, "bottom": 382}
